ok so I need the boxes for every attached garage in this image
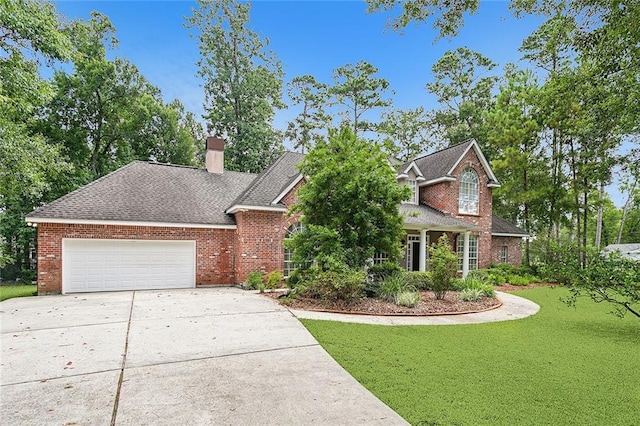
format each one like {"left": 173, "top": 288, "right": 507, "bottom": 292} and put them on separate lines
{"left": 62, "top": 239, "right": 196, "bottom": 294}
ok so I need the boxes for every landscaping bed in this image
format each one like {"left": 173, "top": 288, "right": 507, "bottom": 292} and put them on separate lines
{"left": 267, "top": 290, "right": 501, "bottom": 315}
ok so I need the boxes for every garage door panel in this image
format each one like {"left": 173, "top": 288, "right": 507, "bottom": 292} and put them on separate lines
{"left": 63, "top": 239, "right": 195, "bottom": 294}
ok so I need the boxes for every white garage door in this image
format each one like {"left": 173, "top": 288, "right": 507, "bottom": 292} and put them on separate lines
{"left": 63, "top": 239, "right": 196, "bottom": 294}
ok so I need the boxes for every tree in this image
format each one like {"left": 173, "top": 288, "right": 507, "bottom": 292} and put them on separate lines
{"left": 378, "top": 106, "right": 433, "bottom": 161}
{"left": 563, "top": 247, "right": 640, "bottom": 320}
{"left": 285, "top": 75, "right": 330, "bottom": 152}
{"left": 365, "top": 0, "right": 480, "bottom": 39}
{"left": 428, "top": 235, "right": 458, "bottom": 300}
{"left": 0, "top": 0, "right": 74, "bottom": 276}
{"left": 39, "top": 13, "right": 200, "bottom": 182}
{"left": 486, "top": 66, "right": 547, "bottom": 265}
{"left": 186, "top": 0, "right": 285, "bottom": 173}
{"left": 426, "top": 47, "right": 497, "bottom": 148}
{"left": 290, "top": 126, "right": 410, "bottom": 270}
{"left": 329, "top": 61, "right": 393, "bottom": 136}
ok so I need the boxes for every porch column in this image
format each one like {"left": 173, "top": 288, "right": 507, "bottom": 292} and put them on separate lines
{"left": 462, "top": 231, "right": 470, "bottom": 278}
{"left": 419, "top": 229, "right": 427, "bottom": 272}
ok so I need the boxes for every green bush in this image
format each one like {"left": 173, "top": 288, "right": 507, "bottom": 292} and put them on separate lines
{"left": 404, "top": 271, "right": 432, "bottom": 291}
{"left": 428, "top": 235, "right": 458, "bottom": 300}
{"left": 368, "top": 261, "right": 403, "bottom": 284}
{"left": 460, "top": 288, "right": 484, "bottom": 302}
{"left": 299, "top": 269, "right": 366, "bottom": 303}
{"left": 487, "top": 272, "right": 507, "bottom": 285}
{"left": 378, "top": 273, "right": 414, "bottom": 302}
{"left": 466, "top": 269, "right": 492, "bottom": 284}
{"left": 507, "top": 274, "right": 530, "bottom": 286}
{"left": 246, "top": 271, "right": 263, "bottom": 290}
{"left": 455, "top": 276, "right": 495, "bottom": 297}
{"left": 265, "top": 270, "right": 283, "bottom": 292}
{"left": 395, "top": 291, "right": 421, "bottom": 307}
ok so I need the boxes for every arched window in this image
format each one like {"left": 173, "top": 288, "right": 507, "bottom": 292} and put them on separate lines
{"left": 284, "top": 223, "right": 305, "bottom": 277}
{"left": 459, "top": 168, "right": 479, "bottom": 214}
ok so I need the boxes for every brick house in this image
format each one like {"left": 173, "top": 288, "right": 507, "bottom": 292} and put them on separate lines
{"left": 26, "top": 138, "right": 526, "bottom": 295}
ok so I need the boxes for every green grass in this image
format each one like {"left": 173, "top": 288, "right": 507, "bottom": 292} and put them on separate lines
{"left": 301, "top": 287, "right": 640, "bottom": 425}
{"left": 0, "top": 284, "right": 37, "bottom": 301}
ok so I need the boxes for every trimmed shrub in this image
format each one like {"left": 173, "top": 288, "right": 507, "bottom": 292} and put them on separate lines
{"left": 378, "top": 273, "right": 414, "bottom": 302}
{"left": 246, "top": 271, "right": 263, "bottom": 290}
{"left": 368, "top": 261, "right": 403, "bottom": 284}
{"left": 299, "top": 269, "right": 366, "bottom": 303}
{"left": 404, "top": 271, "right": 432, "bottom": 291}
{"left": 395, "top": 291, "right": 421, "bottom": 307}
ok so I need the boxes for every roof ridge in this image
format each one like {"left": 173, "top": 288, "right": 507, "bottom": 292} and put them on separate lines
{"left": 146, "top": 161, "right": 200, "bottom": 170}
{"left": 27, "top": 161, "right": 143, "bottom": 218}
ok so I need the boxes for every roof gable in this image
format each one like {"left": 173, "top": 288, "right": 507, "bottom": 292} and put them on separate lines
{"left": 412, "top": 140, "right": 499, "bottom": 186}
{"left": 226, "top": 151, "right": 305, "bottom": 213}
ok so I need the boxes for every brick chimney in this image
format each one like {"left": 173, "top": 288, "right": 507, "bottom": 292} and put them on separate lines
{"left": 205, "top": 136, "right": 224, "bottom": 174}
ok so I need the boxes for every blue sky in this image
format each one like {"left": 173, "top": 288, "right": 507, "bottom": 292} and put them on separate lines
{"left": 51, "top": 1, "right": 629, "bottom": 206}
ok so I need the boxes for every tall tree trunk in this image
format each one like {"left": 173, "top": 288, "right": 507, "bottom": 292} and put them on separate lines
{"left": 617, "top": 179, "right": 637, "bottom": 244}
{"left": 595, "top": 180, "right": 605, "bottom": 248}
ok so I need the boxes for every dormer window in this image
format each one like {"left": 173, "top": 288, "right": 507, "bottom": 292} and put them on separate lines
{"left": 459, "top": 168, "right": 479, "bottom": 214}
{"left": 404, "top": 179, "right": 418, "bottom": 204}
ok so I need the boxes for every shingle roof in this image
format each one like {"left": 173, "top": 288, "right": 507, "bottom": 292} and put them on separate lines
{"left": 491, "top": 215, "right": 528, "bottom": 236}
{"left": 400, "top": 203, "right": 479, "bottom": 230}
{"left": 408, "top": 141, "right": 474, "bottom": 182}
{"left": 229, "top": 151, "right": 305, "bottom": 208}
{"left": 26, "top": 162, "right": 257, "bottom": 225}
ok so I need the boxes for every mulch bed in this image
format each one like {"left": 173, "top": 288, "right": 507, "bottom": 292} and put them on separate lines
{"left": 265, "top": 290, "right": 502, "bottom": 316}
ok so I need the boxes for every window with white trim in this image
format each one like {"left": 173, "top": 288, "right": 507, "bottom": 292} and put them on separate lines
{"left": 459, "top": 168, "right": 479, "bottom": 214}
{"left": 457, "top": 235, "right": 478, "bottom": 271}
{"left": 283, "top": 223, "right": 305, "bottom": 277}
{"left": 500, "top": 245, "right": 508, "bottom": 263}
{"left": 372, "top": 252, "right": 388, "bottom": 265}
{"left": 404, "top": 179, "right": 418, "bottom": 204}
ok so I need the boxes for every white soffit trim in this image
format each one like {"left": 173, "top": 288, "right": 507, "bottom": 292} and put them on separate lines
{"left": 226, "top": 204, "right": 288, "bottom": 214}
{"left": 418, "top": 176, "right": 456, "bottom": 187}
{"left": 448, "top": 141, "right": 500, "bottom": 185}
{"left": 404, "top": 224, "right": 480, "bottom": 232}
{"left": 492, "top": 232, "right": 529, "bottom": 237}
{"left": 272, "top": 174, "right": 304, "bottom": 204}
{"left": 26, "top": 217, "right": 237, "bottom": 229}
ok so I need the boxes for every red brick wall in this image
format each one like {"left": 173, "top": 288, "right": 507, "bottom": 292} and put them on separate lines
{"left": 36, "top": 223, "right": 236, "bottom": 294}
{"left": 420, "top": 148, "right": 493, "bottom": 268}
{"left": 491, "top": 236, "right": 523, "bottom": 266}
{"left": 233, "top": 180, "right": 303, "bottom": 283}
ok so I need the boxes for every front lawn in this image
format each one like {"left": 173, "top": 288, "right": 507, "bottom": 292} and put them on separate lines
{"left": 0, "top": 284, "right": 37, "bottom": 301}
{"left": 301, "top": 287, "right": 640, "bottom": 425}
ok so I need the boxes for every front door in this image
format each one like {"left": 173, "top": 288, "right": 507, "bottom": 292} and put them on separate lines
{"left": 406, "top": 235, "right": 421, "bottom": 271}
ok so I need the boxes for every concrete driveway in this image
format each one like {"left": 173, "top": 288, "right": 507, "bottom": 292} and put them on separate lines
{"left": 1, "top": 288, "right": 407, "bottom": 425}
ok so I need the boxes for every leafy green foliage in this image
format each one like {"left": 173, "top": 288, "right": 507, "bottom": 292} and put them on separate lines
{"left": 460, "top": 287, "right": 484, "bottom": 302}
{"left": 567, "top": 250, "right": 639, "bottom": 319}
{"left": 302, "top": 287, "right": 640, "bottom": 425}
{"left": 264, "top": 270, "right": 283, "bottom": 292}
{"left": 428, "top": 235, "right": 458, "bottom": 299}
{"left": 290, "top": 126, "right": 410, "bottom": 270}
{"left": 378, "top": 273, "right": 414, "bottom": 303}
{"left": 186, "top": 0, "right": 284, "bottom": 173}
{"left": 394, "top": 291, "right": 421, "bottom": 307}
{"left": 454, "top": 276, "right": 495, "bottom": 297}
{"left": 297, "top": 270, "right": 366, "bottom": 303}
{"left": 427, "top": 47, "right": 497, "bottom": 147}
{"left": 285, "top": 75, "right": 329, "bottom": 152}
{"left": 403, "top": 271, "right": 433, "bottom": 291}
{"left": 245, "top": 271, "right": 263, "bottom": 290}
{"left": 329, "top": 61, "right": 393, "bottom": 136}
{"left": 367, "top": 261, "right": 403, "bottom": 285}
{"left": 378, "top": 107, "right": 432, "bottom": 161}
